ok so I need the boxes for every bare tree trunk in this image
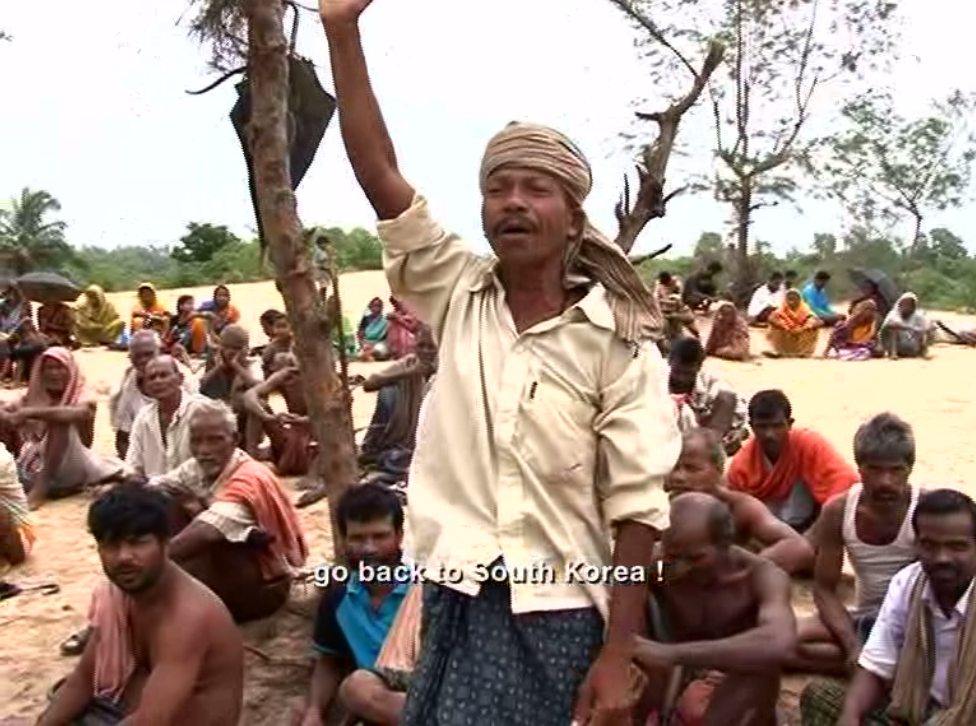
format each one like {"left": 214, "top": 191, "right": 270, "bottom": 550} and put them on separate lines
{"left": 731, "top": 184, "right": 755, "bottom": 306}
{"left": 245, "top": 0, "right": 357, "bottom": 558}
{"left": 909, "top": 210, "right": 923, "bottom": 256}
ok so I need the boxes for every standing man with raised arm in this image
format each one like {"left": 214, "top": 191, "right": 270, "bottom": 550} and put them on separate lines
{"left": 319, "top": 2, "right": 681, "bottom": 725}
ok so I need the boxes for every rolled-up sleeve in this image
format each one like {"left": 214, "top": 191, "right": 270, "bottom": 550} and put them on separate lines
{"left": 858, "top": 563, "right": 915, "bottom": 680}
{"left": 594, "top": 343, "right": 680, "bottom": 531}
{"left": 378, "top": 195, "right": 479, "bottom": 336}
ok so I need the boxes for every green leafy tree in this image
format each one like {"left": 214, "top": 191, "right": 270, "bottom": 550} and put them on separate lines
{"left": 692, "top": 231, "right": 724, "bottom": 259}
{"left": 0, "top": 187, "right": 76, "bottom": 274}
{"left": 614, "top": 0, "right": 900, "bottom": 301}
{"left": 170, "top": 222, "right": 242, "bottom": 264}
{"left": 317, "top": 226, "right": 384, "bottom": 271}
{"left": 820, "top": 90, "right": 976, "bottom": 253}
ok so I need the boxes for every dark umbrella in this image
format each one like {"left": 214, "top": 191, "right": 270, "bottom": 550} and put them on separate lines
{"left": 230, "top": 56, "right": 336, "bottom": 249}
{"left": 848, "top": 268, "right": 899, "bottom": 312}
{"left": 15, "top": 271, "right": 82, "bottom": 305}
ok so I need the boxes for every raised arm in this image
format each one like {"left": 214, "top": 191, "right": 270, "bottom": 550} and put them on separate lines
{"left": 812, "top": 498, "right": 860, "bottom": 666}
{"left": 320, "top": 0, "right": 414, "bottom": 219}
{"left": 320, "top": 0, "right": 478, "bottom": 335}
{"left": 638, "top": 560, "right": 796, "bottom": 673}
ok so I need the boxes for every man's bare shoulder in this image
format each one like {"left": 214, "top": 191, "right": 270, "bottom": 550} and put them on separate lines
{"left": 154, "top": 569, "right": 241, "bottom": 646}
{"left": 735, "top": 547, "right": 791, "bottom": 595}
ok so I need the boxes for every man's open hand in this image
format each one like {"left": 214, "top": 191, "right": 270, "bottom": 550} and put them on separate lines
{"left": 319, "top": 0, "right": 374, "bottom": 24}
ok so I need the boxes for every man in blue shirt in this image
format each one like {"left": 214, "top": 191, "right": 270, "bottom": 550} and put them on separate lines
{"left": 301, "top": 484, "right": 412, "bottom": 726}
{"left": 801, "top": 270, "right": 845, "bottom": 326}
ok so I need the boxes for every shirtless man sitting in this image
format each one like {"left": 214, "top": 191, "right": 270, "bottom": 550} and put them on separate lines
{"left": 665, "top": 428, "right": 814, "bottom": 574}
{"left": 38, "top": 484, "right": 243, "bottom": 725}
{"left": 242, "top": 352, "right": 316, "bottom": 477}
{"left": 789, "top": 412, "right": 920, "bottom": 676}
{"left": 632, "top": 492, "right": 796, "bottom": 725}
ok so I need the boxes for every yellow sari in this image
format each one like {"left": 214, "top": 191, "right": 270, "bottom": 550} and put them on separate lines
{"left": 767, "top": 289, "right": 820, "bottom": 357}
{"left": 74, "top": 285, "right": 124, "bottom": 346}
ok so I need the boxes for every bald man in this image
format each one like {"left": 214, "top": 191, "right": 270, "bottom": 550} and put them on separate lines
{"left": 633, "top": 493, "right": 796, "bottom": 725}
{"left": 665, "top": 429, "right": 814, "bottom": 574}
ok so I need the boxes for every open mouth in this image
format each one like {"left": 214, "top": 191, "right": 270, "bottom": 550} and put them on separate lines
{"left": 496, "top": 219, "right": 534, "bottom": 236}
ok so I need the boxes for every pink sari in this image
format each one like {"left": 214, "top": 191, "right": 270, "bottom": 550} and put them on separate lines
{"left": 386, "top": 300, "right": 420, "bottom": 359}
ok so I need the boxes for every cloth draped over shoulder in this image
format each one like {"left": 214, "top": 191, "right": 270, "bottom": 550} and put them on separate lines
{"left": 727, "top": 428, "right": 858, "bottom": 504}
{"left": 214, "top": 456, "right": 308, "bottom": 580}
{"left": 479, "top": 122, "right": 662, "bottom": 344}
{"left": 88, "top": 581, "right": 136, "bottom": 702}
{"left": 888, "top": 572, "right": 976, "bottom": 725}
{"left": 375, "top": 582, "right": 423, "bottom": 674}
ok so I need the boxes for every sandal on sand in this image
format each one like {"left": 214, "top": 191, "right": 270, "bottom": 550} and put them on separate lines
{"left": 60, "top": 625, "right": 93, "bottom": 656}
{"left": 0, "top": 581, "right": 21, "bottom": 600}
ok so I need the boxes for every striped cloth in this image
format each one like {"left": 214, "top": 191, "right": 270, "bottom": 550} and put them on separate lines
{"left": 799, "top": 678, "right": 893, "bottom": 725}
{"left": 479, "top": 122, "right": 663, "bottom": 345}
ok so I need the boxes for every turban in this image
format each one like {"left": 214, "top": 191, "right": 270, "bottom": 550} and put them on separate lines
{"left": 479, "top": 122, "right": 662, "bottom": 344}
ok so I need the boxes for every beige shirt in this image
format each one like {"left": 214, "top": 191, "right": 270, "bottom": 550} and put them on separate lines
{"left": 125, "top": 392, "right": 208, "bottom": 478}
{"left": 377, "top": 195, "right": 680, "bottom": 617}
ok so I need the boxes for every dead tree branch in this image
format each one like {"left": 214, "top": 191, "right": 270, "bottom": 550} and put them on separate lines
{"left": 612, "top": 36, "right": 725, "bottom": 253}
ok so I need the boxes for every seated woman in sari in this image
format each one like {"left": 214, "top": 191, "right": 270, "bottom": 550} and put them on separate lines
{"left": 197, "top": 285, "right": 241, "bottom": 344}
{"left": 386, "top": 297, "right": 421, "bottom": 359}
{"left": 38, "top": 301, "right": 76, "bottom": 348}
{"left": 165, "top": 294, "right": 208, "bottom": 358}
{"left": 880, "top": 291, "right": 933, "bottom": 359}
{"left": 823, "top": 299, "right": 878, "bottom": 361}
{"left": 0, "top": 347, "right": 124, "bottom": 509}
{"left": 73, "top": 285, "right": 125, "bottom": 347}
{"left": 704, "top": 301, "right": 750, "bottom": 361}
{"left": 356, "top": 297, "right": 390, "bottom": 362}
{"left": 766, "top": 289, "right": 822, "bottom": 358}
{"left": 130, "top": 282, "right": 170, "bottom": 336}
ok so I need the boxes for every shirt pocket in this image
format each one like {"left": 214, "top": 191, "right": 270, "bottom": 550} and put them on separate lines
{"left": 515, "top": 374, "right": 597, "bottom": 485}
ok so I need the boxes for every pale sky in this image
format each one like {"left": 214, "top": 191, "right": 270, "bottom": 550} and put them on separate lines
{"left": 1, "top": 0, "right": 972, "bottom": 257}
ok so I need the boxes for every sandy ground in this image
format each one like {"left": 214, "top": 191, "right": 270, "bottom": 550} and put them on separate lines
{"left": 2, "top": 273, "right": 975, "bottom": 723}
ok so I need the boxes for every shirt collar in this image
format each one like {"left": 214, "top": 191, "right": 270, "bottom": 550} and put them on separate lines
{"left": 467, "top": 260, "right": 615, "bottom": 333}
{"left": 347, "top": 565, "right": 410, "bottom": 598}
{"left": 922, "top": 574, "right": 975, "bottom": 617}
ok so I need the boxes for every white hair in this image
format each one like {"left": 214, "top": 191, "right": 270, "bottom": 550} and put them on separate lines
{"left": 188, "top": 398, "right": 238, "bottom": 433}
{"left": 130, "top": 329, "right": 161, "bottom": 348}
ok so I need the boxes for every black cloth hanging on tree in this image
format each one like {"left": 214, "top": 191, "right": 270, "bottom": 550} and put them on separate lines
{"left": 229, "top": 56, "right": 336, "bottom": 245}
